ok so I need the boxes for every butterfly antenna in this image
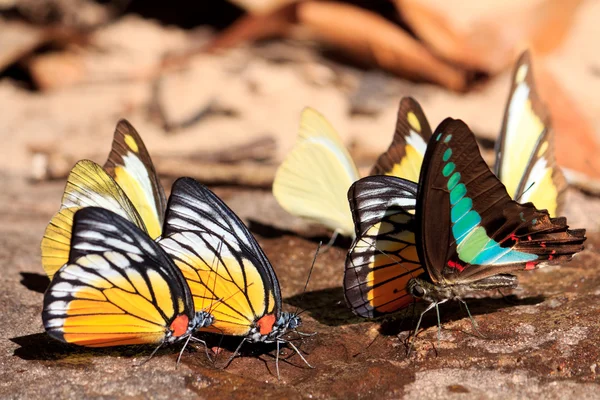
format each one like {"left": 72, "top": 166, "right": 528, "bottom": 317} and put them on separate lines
{"left": 514, "top": 181, "right": 536, "bottom": 202}
{"left": 293, "top": 241, "right": 321, "bottom": 316}
{"left": 321, "top": 229, "right": 341, "bottom": 253}
{"left": 458, "top": 298, "right": 486, "bottom": 338}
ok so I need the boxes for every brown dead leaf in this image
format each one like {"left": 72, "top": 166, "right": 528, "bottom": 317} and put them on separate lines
{"left": 28, "top": 52, "right": 86, "bottom": 91}
{"left": 206, "top": 1, "right": 468, "bottom": 91}
{"left": 396, "top": 0, "right": 583, "bottom": 74}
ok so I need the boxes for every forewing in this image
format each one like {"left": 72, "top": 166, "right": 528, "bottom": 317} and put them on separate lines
{"left": 371, "top": 97, "right": 432, "bottom": 184}
{"left": 103, "top": 120, "right": 167, "bottom": 239}
{"left": 418, "top": 119, "right": 585, "bottom": 285}
{"left": 273, "top": 107, "right": 360, "bottom": 236}
{"left": 43, "top": 207, "right": 192, "bottom": 347}
{"left": 495, "top": 51, "right": 566, "bottom": 215}
{"left": 40, "top": 160, "right": 146, "bottom": 279}
{"left": 344, "top": 176, "right": 424, "bottom": 318}
{"left": 160, "top": 177, "right": 280, "bottom": 336}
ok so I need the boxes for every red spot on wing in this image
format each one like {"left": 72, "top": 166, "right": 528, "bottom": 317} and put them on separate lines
{"left": 170, "top": 314, "right": 189, "bottom": 337}
{"left": 447, "top": 260, "right": 465, "bottom": 272}
{"left": 541, "top": 242, "right": 546, "bottom": 248}
{"left": 257, "top": 314, "right": 276, "bottom": 335}
{"left": 525, "top": 262, "right": 537, "bottom": 270}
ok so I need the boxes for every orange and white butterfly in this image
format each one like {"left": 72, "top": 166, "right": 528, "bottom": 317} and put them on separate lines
{"left": 42, "top": 207, "right": 212, "bottom": 348}
{"left": 41, "top": 121, "right": 166, "bottom": 280}
{"left": 159, "top": 178, "right": 311, "bottom": 377}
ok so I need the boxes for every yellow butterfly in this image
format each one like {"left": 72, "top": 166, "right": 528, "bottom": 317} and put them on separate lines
{"left": 41, "top": 120, "right": 166, "bottom": 280}
{"left": 273, "top": 98, "right": 431, "bottom": 240}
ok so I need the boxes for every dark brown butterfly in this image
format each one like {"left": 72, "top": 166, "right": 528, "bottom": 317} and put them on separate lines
{"left": 345, "top": 118, "right": 586, "bottom": 341}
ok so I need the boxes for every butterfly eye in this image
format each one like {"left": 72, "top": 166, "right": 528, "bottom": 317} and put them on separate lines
{"left": 409, "top": 281, "right": 426, "bottom": 298}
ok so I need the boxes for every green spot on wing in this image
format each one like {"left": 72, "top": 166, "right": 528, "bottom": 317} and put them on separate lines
{"left": 443, "top": 162, "right": 455, "bottom": 177}
{"left": 447, "top": 172, "right": 461, "bottom": 191}
{"left": 451, "top": 196, "right": 471, "bottom": 222}
{"left": 449, "top": 183, "right": 466, "bottom": 204}
{"left": 443, "top": 148, "right": 452, "bottom": 162}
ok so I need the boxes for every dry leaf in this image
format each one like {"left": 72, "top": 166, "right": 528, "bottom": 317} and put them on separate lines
{"left": 207, "top": 1, "right": 468, "bottom": 91}
{"left": 28, "top": 52, "right": 86, "bottom": 91}
{"left": 396, "top": 0, "right": 583, "bottom": 74}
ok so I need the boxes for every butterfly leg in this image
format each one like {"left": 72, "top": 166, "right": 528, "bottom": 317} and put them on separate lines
{"left": 275, "top": 340, "right": 281, "bottom": 380}
{"left": 434, "top": 299, "right": 448, "bottom": 345}
{"left": 222, "top": 338, "right": 247, "bottom": 369}
{"left": 282, "top": 339, "right": 314, "bottom": 369}
{"left": 135, "top": 341, "right": 164, "bottom": 366}
{"left": 458, "top": 298, "right": 486, "bottom": 338}
{"left": 189, "top": 336, "right": 212, "bottom": 362}
{"left": 408, "top": 301, "right": 437, "bottom": 355}
{"left": 176, "top": 334, "right": 194, "bottom": 367}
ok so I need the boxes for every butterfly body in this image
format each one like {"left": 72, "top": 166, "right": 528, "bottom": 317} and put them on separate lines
{"left": 407, "top": 274, "right": 518, "bottom": 305}
{"left": 247, "top": 312, "right": 301, "bottom": 343}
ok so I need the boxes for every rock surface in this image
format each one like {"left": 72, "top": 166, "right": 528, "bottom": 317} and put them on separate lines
{"left": 1, "top": 3, "right": 600, "bottom": 398}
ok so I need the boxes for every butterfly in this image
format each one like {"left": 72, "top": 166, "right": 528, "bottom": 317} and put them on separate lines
{"left": 158, "top": 177, "right": 311, "bottom": 377}
{"left": 344, "top": 118, "right": 586, "bottom": 329}
{"left": 41, "top": 120, "right": 166, "bottom": 280}
{"left": 272, "top": 99, "right": 431, "bottom": 240}
{"left": 494, "top": 51, "right": 565, "bottom": 216}
{"left": 42, "top": 207, "right": 212, "bottom": 352}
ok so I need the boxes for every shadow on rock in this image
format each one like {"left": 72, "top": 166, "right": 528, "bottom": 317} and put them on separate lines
{"left": 11, "top": 333, "right": 182, "bottom": 363}
{"left": 285, "top": 287, "right": 364, "bottom": 326}
{"left": 20, "top": 272, "right": 50, "bottom": 294}
{"left": 379, "top": 294, "right": 546, "bottom": 336}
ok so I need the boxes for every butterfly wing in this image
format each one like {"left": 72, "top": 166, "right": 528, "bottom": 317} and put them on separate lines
{"left": 103, "top": 120, "right": 167, "bottom": 239}
{"left": 494, "top": 51, "right": 566, "bottom": 216}
{"left": 159, "top": 177, "right": 281, "bottom": 337}
{"left": 371, "top": 97, "right": 432, "bottom": 183}
{"left": 418, "top": 118, "right": 585, "bottom": 285}
{"left": 40, "top": 160, "right": 147, "bottom": 279}
{"left": 273, "top": 108, "right": 360, "bottom": 237}
{"left": 344, "top": 176, "right": 424, "bottom": 318}
{"left": 43, "top": 207, "right": 194, "bottom": 347}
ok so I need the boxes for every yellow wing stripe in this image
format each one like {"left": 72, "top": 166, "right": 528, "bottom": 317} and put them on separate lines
{"left": 113, "top": 164, "right": 162, "bottom": 239}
